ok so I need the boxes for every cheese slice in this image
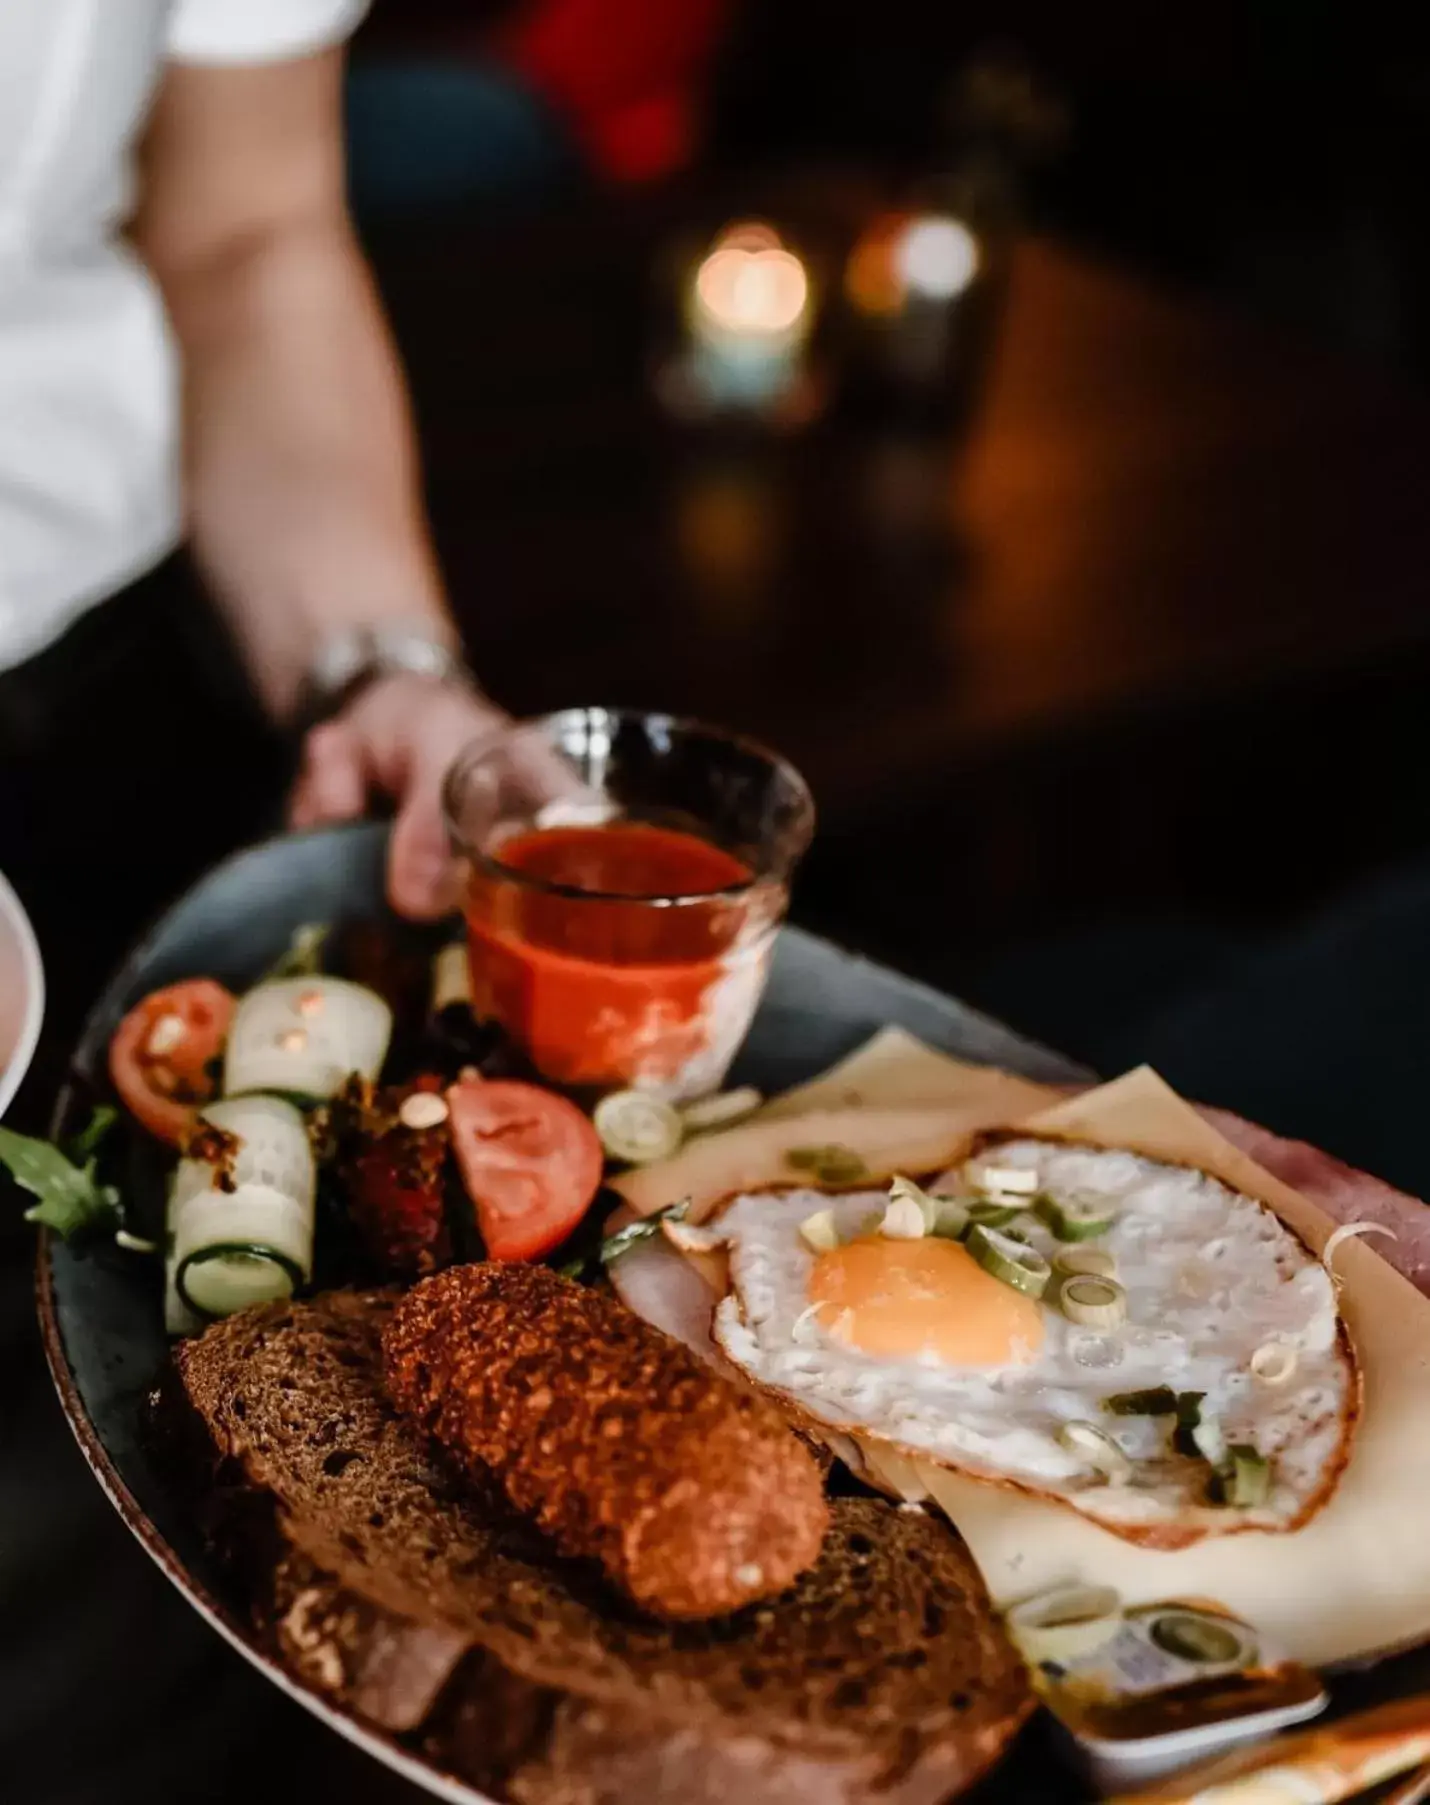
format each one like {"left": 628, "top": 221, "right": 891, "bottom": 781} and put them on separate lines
{"left": 612, "top": 1038, "right": 1430, "bottom": 1668}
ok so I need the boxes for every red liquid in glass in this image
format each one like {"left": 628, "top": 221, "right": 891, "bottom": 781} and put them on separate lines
{"left": 464, "top": 823, "right": 755, "bottom": 1090}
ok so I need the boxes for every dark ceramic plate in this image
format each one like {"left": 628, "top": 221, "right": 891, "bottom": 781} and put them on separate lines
{"left": 35, "top": 822, "right": 1094, "bottom": 1801}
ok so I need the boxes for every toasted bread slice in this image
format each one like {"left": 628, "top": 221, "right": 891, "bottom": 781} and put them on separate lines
{"left": 173, "top": 1290, "right": 1032, "bottom": 1804}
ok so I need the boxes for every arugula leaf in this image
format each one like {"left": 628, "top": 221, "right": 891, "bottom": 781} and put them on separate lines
{"left": 65, "top": 1104, "right": 119, "bottom": 1165}
{"left": 264, "top": 922, "right": 330, "bottom": 981}
{"left": 0, "top": 1127, "right": 121, "bottom": 1241}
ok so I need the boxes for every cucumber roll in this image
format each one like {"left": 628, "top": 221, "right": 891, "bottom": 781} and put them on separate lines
{"left": 170, "top": 1095, "right": 316, "bottom": 1321}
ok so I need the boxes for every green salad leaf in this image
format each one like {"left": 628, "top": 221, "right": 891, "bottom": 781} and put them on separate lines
{"left": 65, "top": 1104, "right": 119, "bottom": 1165}
{"left": 0, "top": 1125, "right": 122, "bottom": 1241}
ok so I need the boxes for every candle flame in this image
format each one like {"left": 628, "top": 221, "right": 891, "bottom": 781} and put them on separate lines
{"left": 695, "top": 242, "right": 809, "bottom": 336}
{"left": 721, "top": 220, "right": 783, "bottom": 254}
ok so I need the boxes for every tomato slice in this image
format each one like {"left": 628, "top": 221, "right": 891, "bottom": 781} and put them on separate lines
{"left": 108, "top": 979, "right": 237, "bottom": 1147}
{"left": 446, "top": 1078, "right": 604, "bottom": 1261}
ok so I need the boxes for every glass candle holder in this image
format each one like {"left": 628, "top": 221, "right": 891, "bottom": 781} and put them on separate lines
{"left": 654, "top": 220, "right": 828, "bottom": 431}
{"left": 443, "top": 708, "right": 814, "bottom": 1101}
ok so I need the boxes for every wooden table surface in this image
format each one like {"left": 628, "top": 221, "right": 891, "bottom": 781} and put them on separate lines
{"left": 377, "top": 202, "right": 1430, "bottom": 763}
{"left": 369, "top": 186, "right": 1430, "bottom": 967}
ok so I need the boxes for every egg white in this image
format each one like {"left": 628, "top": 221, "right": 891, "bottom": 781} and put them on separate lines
{"left": 711, "top": 1138, "right": 1355, "bottom": 1538}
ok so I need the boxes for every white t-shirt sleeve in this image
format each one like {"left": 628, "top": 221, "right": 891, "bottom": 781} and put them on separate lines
{"left": 166, "top": 0, "right": 370, "bottom": 66}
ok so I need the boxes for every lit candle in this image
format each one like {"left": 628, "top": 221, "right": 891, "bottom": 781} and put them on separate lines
{"left": 686, "top": 222, "right": 812, "bottom": 408}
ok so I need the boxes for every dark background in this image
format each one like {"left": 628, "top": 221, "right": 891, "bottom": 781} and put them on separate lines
{"left": 712, "top": 1, "right": 1430, "bottom": 378}
{"left": 342, "top": 0, "right": 1430, "bottom": 1189}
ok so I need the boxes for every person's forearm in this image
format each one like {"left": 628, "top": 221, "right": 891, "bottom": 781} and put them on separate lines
{"left": 158, "top": 219, "right": 455, "bottom": 717}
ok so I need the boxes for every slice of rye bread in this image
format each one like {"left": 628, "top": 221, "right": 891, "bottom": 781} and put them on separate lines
{"left": 173, "top": 1289, "right": 1033, "bottom": 1805}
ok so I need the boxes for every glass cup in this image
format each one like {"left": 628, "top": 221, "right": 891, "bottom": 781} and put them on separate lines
{"left": 443, "top": 708, "right": 815, "bottom": 1102}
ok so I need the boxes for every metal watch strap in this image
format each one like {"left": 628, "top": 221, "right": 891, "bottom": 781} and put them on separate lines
{"left": 295, "top": 626, "right": 472, "bottom": 729}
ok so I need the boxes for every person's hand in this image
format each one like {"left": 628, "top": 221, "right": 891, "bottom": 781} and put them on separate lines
{"left": 288, "top": 673, "right": 509, "bottom": 919}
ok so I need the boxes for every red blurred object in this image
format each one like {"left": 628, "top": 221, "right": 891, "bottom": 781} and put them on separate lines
{"left": 363, "top": 0, "right": 733, "bottom": 185}
{"left": 495, "top": 0, "right": 731, "bottom": 182}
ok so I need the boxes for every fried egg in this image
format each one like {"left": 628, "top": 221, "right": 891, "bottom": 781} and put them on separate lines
{"left": 709, "top": 1137, "right": 1358, "bottom": 1544}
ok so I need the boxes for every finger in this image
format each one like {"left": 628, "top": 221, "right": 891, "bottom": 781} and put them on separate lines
{"left": 289, "top": 722, "right": 368, "bottom": 827}
{"left": 387, "top": 760, "right": 460, "bottom": 921}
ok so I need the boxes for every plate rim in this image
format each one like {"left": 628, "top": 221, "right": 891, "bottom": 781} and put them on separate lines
{"left": 34, "top": 1220, "right": 499, "bottom": 1805}
{"left": 0, "top": 861, "right": 45, "bottom": 1118}
{"left": 32, "top": 823, "right": 1428, "bottom": 1803}
{"left": 30, "top": 820, "right": 498, "bottom": 1803}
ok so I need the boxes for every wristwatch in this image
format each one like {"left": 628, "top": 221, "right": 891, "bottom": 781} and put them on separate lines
{"left": 295, "top": 625, "right": 474, "bottom": 728}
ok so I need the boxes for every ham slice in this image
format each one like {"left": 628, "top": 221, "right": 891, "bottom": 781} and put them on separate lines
{"left": 1203, "top": 1107, "right": 1430, "bottom": 1296}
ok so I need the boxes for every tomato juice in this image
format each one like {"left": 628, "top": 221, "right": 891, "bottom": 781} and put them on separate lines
{"left": 463, "top": 821, "right": 774, "bottom": 1097}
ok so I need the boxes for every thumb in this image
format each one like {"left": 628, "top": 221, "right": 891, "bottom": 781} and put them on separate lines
{"left": 387, "top": 756, "right": 460, "bottom": 921}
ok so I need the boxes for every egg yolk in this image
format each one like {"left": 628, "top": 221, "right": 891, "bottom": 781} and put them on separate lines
{"left": 808, "top": 1236, "right": 1044, "bottom": 1366}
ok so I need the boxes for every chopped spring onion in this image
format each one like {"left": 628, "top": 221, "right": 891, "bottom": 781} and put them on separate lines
{"left": 799, "top": 1209, "right": 841, "bottom": 1253}
{"left": 1054, "top": 1247, "right": 1119, "bottom": 1284}
{"left": 1057, "top": 1420, "right": 1132, "bottom": 1484}
{"left": 1213, "top": 1444, "right": 1272, "bottom": 1509}
{"left": 888, "top": 1174, "right": 938, "bottom": 1231}
{"left": 965, "top": 1223, "right": 1051, "bottom": 1299}
{"left": 1171, "top": 1391, "right": 1226, "bottom": 1467}
{"left": 790, "top": 1302, "right": 827, "bottom": 1345}
{"left": 928, "top": 1195, "right": 970, "bottom": 1239}
{"left": 1321, "top": 1220, "right": 1398, "bottom": 1280}
{"left": 1250, "top": 1341, "right": 1298, "bottom": 1386}
{"left": 593, "top": 1090, "right": 683, "bottom": 1165}
{"left": 1188, "top": 1415, "right": 1227, "bottom": 1470}
{"left": 968, "top": 1160, "right": 1040, "bottom": 1197}
{"left": 1104, "top": 1387, "right": 1177, "bottom": 1416}
{"left": 1147, "top": 1610, "right": 1251, "bottom": 1666}
{"left": 679, "top": 1087, "right": 763, "bottom": 1133}
{"left": 1005, "top": 1584, "right": 1123, "bottom": 1666}
{"left": 880, "top": 1191, "right": 928, "bottom": 1240}
{"left": 1036, "top": 1192, "right": 1117, "bottom": 1241}
{"left": 965, "top": 1199, "right": 1024, "bottom": 1230}
{"left": 1059, "top": 1274, "right": 1127, "bottom": 1329}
